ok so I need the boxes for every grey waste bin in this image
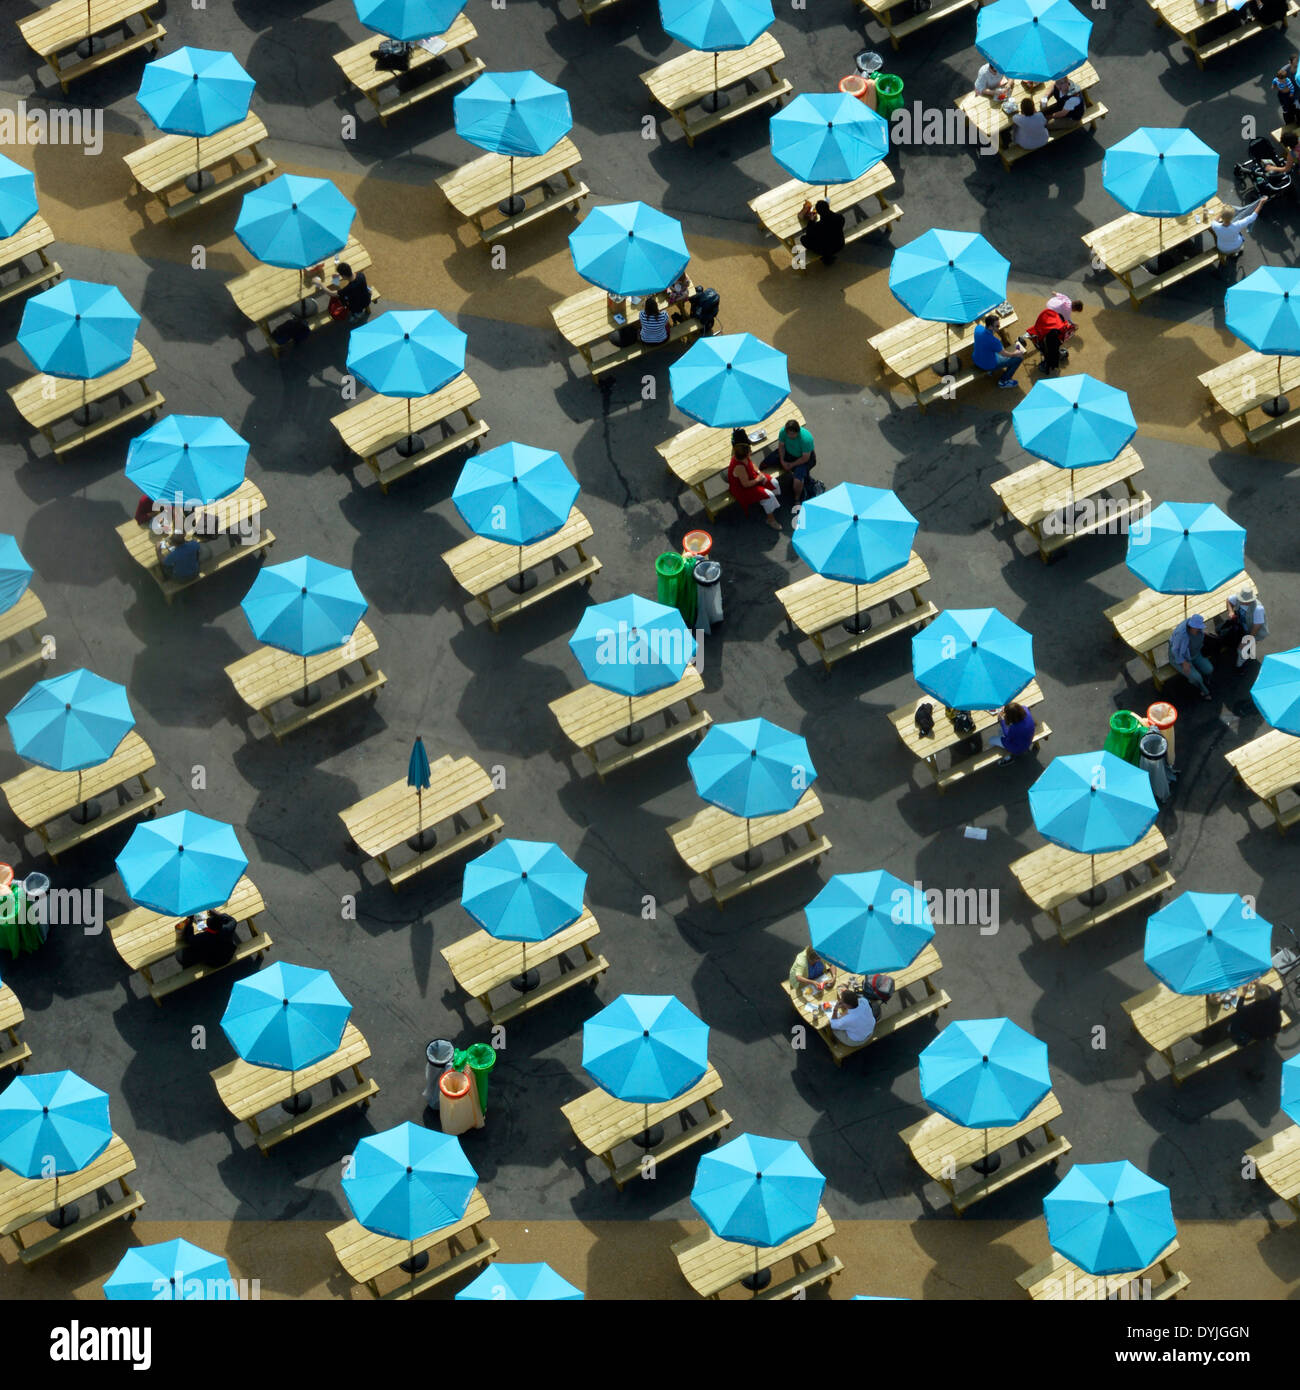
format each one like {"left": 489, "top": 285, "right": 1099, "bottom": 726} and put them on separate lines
{"left": 1138, "top": 732, "right": 1171, "bottom": 803}
{"left": 23, "top": 873, "right": 50, "bottom": 943}
{"left": 694, "top": 559, "right": 723, "bottom": 634}
{"left": 423, "top": 1038, "right": 456, "bottom": 1106}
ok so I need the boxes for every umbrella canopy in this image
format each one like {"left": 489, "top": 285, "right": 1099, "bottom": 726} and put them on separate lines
{"left": 342, "top": 1122, "right": 477, "bottom": 1239}
{"left": 452, "top": 442, "right": 579, "bottom": 548}
{"left": 568, "top": 201, "right": 689, "bottom": 298}
{"left": 354, "top": 0, "right": 466, "bottom": 40}
{"left": 5, "top": 668, "right": 134, "bottom": 772}
{"left": 221, "top": 962, "right": 352, "bottom": 1072}
{"left": 461, "top": 838, "right": 586, "bottom": 944}
{"left": 454, "top": 70, "right": 572, "bottom": 159}
{"left": 888, "top": 228, "right": 1009, "bottom": 325}
{"left": 1044, "top": 1160, "right": 1176, "bottom": 1276}
{"left": 407, "top": 736, "right": 431, "bottom": 792}
{"left": 125, "top": 414, "right": 248, "bottom": 506}
{"left": 235, "top": 174, "right": 356, "bottom": 270}
{"left": 805, "top": 868, "right": 935, "bottom": 974}
{"left": 1029, "top": 750, "right": 1159, "bottom": 855}
{"left": 1124, "top": 501, "right": 1245, "bottom": 596}
{"left": 0, "top": 150, "right": 38, "bottom": 239}
{"left": 137, "top": 46, "right": 254, "bottom": 137}
{"left": 241, "top": 556, "right": 367, "bottom": 657}
{"left": 688, "top": 716, "right": 816, "bottom": 818}
{"left": 582, "top": 993, "right": 709, "bottom": 1103}
{"left": 1143, "top": 891, "right": 1272, "bottom": 997}
{"left": 691, "top": 1133, "right": 825, "bottom": 1247}
{"left": 346, "top": 309, "right": 466, "bottom": 400}
{"left": 17, "top": 278, "right": 139, "bottom": 381}
{"left": 669, "top": 333, "right": 789, "bottom": 429}
{"left": 0, "top": 1070, "right": 111, "bottom": 1177}
{"left": 1012, "top": 374, "right": 1137, "bottom": 469}
{"left": 1283, "top": 1055, "right": 1300, "bottom": 1127}
{"left": 919, "top": 1017, "right": 1051, "bottom": 1128}
{"left": 912, "top": 607, "right": 1035, "bottom": 712}
{"left": 456, "top": 1262, "right": 583, "bottom": 1301}
{"left": 116, "top": 811, "right": 249, "bottom": 918}
{"left": 1251, "top": 646, "right": 1300, "bottom": 735}
{"left": 975, "top": 0, "right": 1092, "bottom": 81}
{"left": 769, "top": 93, "right": 889, "bottom": 188}
{"left": 1102, "top": 127, "right": 1217, "bottom": 218}
{"left": 569, "top": 594, "right": 695, "bottom": 697}
{"left": 1225, "top": 265, "right": 1300, "bottom": 357}
{"left": 0, "top": 534, "right": 33, "bottom": 615}
{"left": 792, "top": 482, "right": 918, "bottom": 585}
{"left": 660, "top": 0, "right": 774, "bottom": 50}
{"left": 105, "top": 1239, "right": 236, "bottom": 1301}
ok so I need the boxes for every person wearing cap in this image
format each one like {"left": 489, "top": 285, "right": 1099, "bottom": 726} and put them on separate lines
{"left": 1216, "top": 584, "right": 1268, "bottom": 667}
{"left": 1170, "top": 612, "right": 1213, "bottom": 700}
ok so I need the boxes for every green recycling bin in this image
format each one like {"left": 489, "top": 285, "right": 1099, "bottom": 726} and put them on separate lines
{"left": 462, "top": 1042, "right": 496, "bottom": 1113}
{"left": 1103, "top": 710, "right": 1147, "bottom": 765}
{"left": 655, "top": 551, "right": 686, "bottom": 609}
{"left": 875, "top": 73, "right": 905, "bottom": 120}
{"left": 678, "top": 555, "right": 698, "bottom": 627}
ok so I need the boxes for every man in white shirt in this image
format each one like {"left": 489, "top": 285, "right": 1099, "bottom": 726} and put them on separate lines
{"left": 1012, "top": 99, "right": 1050, "bottom": 151}
{"left": 973, "top": 62, "right": 1005, "bottom": 100}
{"left": 829, "top": 988, "right": 876, "bottom": 1047}
{"left": 1211, "top": 197, "right": 1267, "bottom": 259}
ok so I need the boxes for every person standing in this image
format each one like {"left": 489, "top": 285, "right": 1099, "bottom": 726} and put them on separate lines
{"left": 1273, "top": 54, "right": 1300, "bottom": 125}
{"left": 1171, "top": 612, "right": 1214, "bottom": 700}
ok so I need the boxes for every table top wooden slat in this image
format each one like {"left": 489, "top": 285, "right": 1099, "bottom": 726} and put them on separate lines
{"left": 339, "top": 756, "right": 494, "bottom": 856}
{"left": 330, "top": 373, "right": 480, "bottom": 456}
{"left": 748, "top": 164, "right": 895, "bottom": 241}
{"left": 18, "top": 0, "right": 155, "bottom": 48}
{"left": 1105, "top": 569, "right": 1250, "bottom": 654}
{"left": 0, "top": 984, "right": 24, "bottom": 1033}
{"left": 1199, "top": 348, "right": 1300, "bottom": 418}
{"left": 776, "top": 553, "right": 930, "bottom": 636}
{"left": 227, "top": 237, "right": 372, "bottom": 324}
{"left": 0, "top": 1134, "right": 135, "bottom": 1229}
{"left": 1010, "top": 826, "right": 1167, "bottom": 908}
{"left": 437, "top": 137, "right": 581, "bottom": 219}
{"left": 211, "top": 1021, "right": 370, "bottom": 1118}
{"left": 643, "top": 33, "right": 785, "bottom": 110}
{"left": 443, "top": 507, "right": 593, "bottom": 596}
{"left": 226, "top": 620, "right": 377, "bottom": 710}
{"left": 442, "top": 908, "right": 599, "bottom": 998}
{"left": 668, "top": 789, "right": 823, "bottom": 871}
{"left": 8, "top": 341, "right": 156, "bottom": 429}
{"left": 1225, "top": 728, "right": 1300, "bottom": 799}
{"left": 1124, "top": 969, "right": 1285, "bottom": 1053}
{"left": 549, "top": 666, "right": 705, "bottom": 748}
{"left": 0, "top": 589, "right": 46, "bottom": 644}
{"left": 992, "top": 447, "right": 1144, "bottom": 528}
{"left": 334, "top": 14, "right": 477, "bottom": 94}
{"left": 904, "top": 1092, "right": 1063, "bottom": 1177}
{"left": 563, "top": 1064, "right": 724, "bottom": 1154}
{"left": 2, "top": 730, "right": 155, "bottom": 828}
{"left": 0, "top": 217, "right": 56, "bottom": 271}
{"left": 888, "top": 680, "right": 1045, "bottom": 760}
{"left": 1082, "top": 198, "right": 1229, "bottom": 275}
{"left": 108, "top": 875, "right": 265, "bottom": 971}
{"left": 657, "top": 401, "right": 806, "bottom": 489}
{"left": 124, "top": 114, "right": 269, "bottom": 192}
{"left": 328, "top": 1187, "right": 491, "bottom": 1284}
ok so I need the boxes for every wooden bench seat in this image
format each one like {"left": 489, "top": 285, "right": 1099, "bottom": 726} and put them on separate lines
{"left": 1056, "top": 872, "right": 1176, "bottom": 943}
{"left": 755, "top": 1256, "right": 844, "bottom": 1300}
{"left": 716, "top": 835, "right": 831, "bottom": 905}
{"left": 378, "top": 1238, "right": 499, "bottom": 1299}
{"left": 0, "top": 217, "right": 62, "bottom": 306}
{"left": 251, "top": 1076, "right": 381, "bottom": 1153}
{"left": 384, "top": 817, "right": 504, "bottom": 888}
{"left": 953, "top": 1134, "right": 1072, "bottom": 1215}
{"left": 1224, "top": 729, "right": 1300, "bottom": 833}
{"left": 333, "top": 19, "right": 485, "bottom": 126}
{"left": 372, "top": 416, "right": 485, "bottom": 492}
{"left": 589, "top": 315, "right": 702, "bottom": 379}
{"left": 45, "top": 786, "right": 166, "bottom": 862}
{"left": 609, "top": 1107, "right": 733, "bottom": 1190}
{"left": 748, "top": 165, "right": 902, "bottom": 264}
{"left": 51, "top": 391, "right": 165, "bottom": 457}
{"left": 150, "top": 930, "right": 274, "bottom": 1003}
{"left": 1246, "top": 1126, "right": 1300, "bottom": 1217}
{"left": 934, "top": 724, "right": 1053, "bottom": 790}
{"left": 23, "top": 15, "right": 166, "bottom": 95}
{"left": 683, "top": 79, "right": 792, "bottom": 144}
{"left": 858, "top": 0, "right": 978, "bottom": 47}
{"left": 777, "top": 559, "right": 937, "bottom": 670}
{"left": 0, "top": 590, "right": 48, "bottom": 685}
{"left": 999, "top": 103, "right": 1108, "bottom": 170}
{"left": 116, "top": 506, "right": 275, "bottom": 604}
{"left": 487, "top": 952, "right": 610, "bottom": 1025}
{"left": 161, "top": 159, "right": 276, "bottom": 220}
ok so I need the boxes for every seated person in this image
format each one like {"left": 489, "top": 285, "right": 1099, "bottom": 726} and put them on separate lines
{"left": 829, "top": 987, "right": 876, "bottom": 1047}
{"left": 134, "top": 494, "right": 160, "bottom": 527}
{"left": 988, "top": 700, "right": 1036, "bottom": 764}
{"left": 790, "top": 944, "right": 832, "bottom": 992}
{"left": 179, "top": 908, "right": 239, "bottom": 969}
{"left": 1042, "top": 75, "right": 1084, "bottom": 126}
{"left": 1264, "top": 130, "right": 1300, "bottom": 175}
{"left": 1213, "top": 583, "right": 1268, "bottom": 666}
{"left": 664, "top": 270, "right": 692, "bottom": 322}
{"left": 777, "top": 419, "right": 816, "bottom": 508}
{"left": 316, "top": 262, "right": 372, "bottom": 325}
{"left": 1228, "top": 981, "right": 1284, "bottom": 1046}
{"left": 1027, "top": 299, "right": 1081, "bottom": 375}
{"left": 799, "top": 199, "right": 847, "bottom": 266}
{"left": 728, "top": 434, "right": 781, "bottom": 530}
{"left": 638, "top": 295, "right": 670, "bottom": 344}
{"left": 157, "top": 528, "right": 201, "bottom": 581}
{"left": 973, "top": 61, "right": 1007, "bottom": 101}
{"left": 1011, "top": 97, "right": 1050, "bottom": 151}
{"left": 972, "top": 313, "right": 1026, "bottom": 388}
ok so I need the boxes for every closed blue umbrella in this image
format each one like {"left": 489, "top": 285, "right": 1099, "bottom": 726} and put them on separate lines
{"left": 1029, "top": 749, "right": 1158, "bottom": 855}
{"left": 235, "top": 174, "right": 356, "bottom": 270}
{"left": 669, "top": 333, "right": 789, "bottom": 429}
{"left": 976, "top": 0, "right": 1092, "bottom": 82}
{"left": 452, "top": 442, "right": 579, "bottom": 547}
{"left": 1124, "top": 501, "right": 1245, "bottom": 626}
{"left": 346, "top": 308, "right": 466, "bottom": 454}
{"left": 1044, "top": 1160, "right": 1176, "bottom": 1277}
{"left": 0, "top": 534, "right": 33, "bottom": 615}
{"left": 912, "top": 607, "right": 1034, "bottom": 712}
{"left": 18, "top": 278, "right": 140, "bottom": 384}
{"left": 456, "top": 1262, "right": 583, "bottom": 1300}
{"left": 770, "top": 93, "right": 889, "bottom": 196}
{"left": 115, "top": 811, "right": 248, "bottom": 918}
{"left": 1013, "top": 374, "right": 1137, "bottom": 469}
{"left": 1226, "top": 266, "right": 1300, "bottom": 417}
{"left": 125, "top": 414, "right": 248, "bottom": 507}
{"left": 241, "top": 555, "right": 367, "bottom": 656}
{"left": 805, "top": 868, "right": 934, "bottom": 974}
{"left": 105, "top": 1239, "right": 236, "bottom": 1301}
{"left": 689, "top": 716, "right": 815, "bottom": 819}
{"left": 0, "top": 151, "right": 38, "bottom": 238}
{"left": 454, "top": 70, "right": 571, "bottom": 213}
{"left": 138, "top": 46, "right": 254, "bottom": 189}
{"left": 6, "top": 668, "right": 134, "bottom": 772}
{"left": 354, "top": 0, "right": 466, "bottom": 41}
{"left": 0, "top": 1069, "right": 111, "bottom": 1178}
{"left": 1251, "top": 646, "right": 1300, "bottom": 735}
{"left": 919, "top": 1017, "right": 1051, "bottom": 1134}
{"left": 1103, "top": 127, "right": 1217, "bottom": 219}
{"left": 1282, "top": 1054, "right": 1300, "bottom": 1126}
{"left": 1144, "top": 891, "right": 1272, "bottom": 997}
{"left": 407, "top": 734, "right": 431, "bottom": 840}
{"left": 221, "top": 962, "right": 351, "bottom": 1076}
{"left": 569, "top": 201, "right": 689, "bottom": 298}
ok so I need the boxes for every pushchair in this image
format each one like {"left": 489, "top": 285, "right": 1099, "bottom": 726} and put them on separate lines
{"left": 1233, "top": 137, "right": 1293, "bottom": 201}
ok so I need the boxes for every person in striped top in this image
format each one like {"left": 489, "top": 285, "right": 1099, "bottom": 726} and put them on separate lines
{"left": 638, "top": 296, "right": 669, "bottom": 344}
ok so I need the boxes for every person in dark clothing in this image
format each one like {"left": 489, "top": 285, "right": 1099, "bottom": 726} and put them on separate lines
{"left": 1273, "top": 55, "right": 1300, "bottom": 126}
{"left": 799, "top": 200, "right": 847, "bottom": 266}
{"left": 179, "top": 909, "right": 239, "bottom": 968}
{"left": 317, "top": 262, "right": 372, "bottom": 325}
{"left": 1228, "top": 982, "right": 1284, "bottom": 1045}
{"left": 987, "top": 700, "right": 1036, "bottom": 764}
{"left": 135, "top": 494, "right": 159, "bottom": 527}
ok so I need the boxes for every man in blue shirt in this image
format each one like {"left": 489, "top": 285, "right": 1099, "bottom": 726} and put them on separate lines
{"left": 1170, "top": 612, "right": 1213, "bottom": 701}
{"left": 971, "top": 314, "right": 1026, "bottom": 388}
{"left": 1274, "top": 55, "right": 1300, "bottom": 125}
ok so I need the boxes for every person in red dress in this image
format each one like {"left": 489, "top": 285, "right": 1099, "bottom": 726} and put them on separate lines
{"left": 727, "top": 434, "right": 780, "bottom": 530}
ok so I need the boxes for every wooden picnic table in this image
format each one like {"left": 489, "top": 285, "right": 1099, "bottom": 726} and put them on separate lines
{"left": 667, "top": 787, "right": 831, "bottom": 908}
{"left": 900, "top": 1092, "right": 1072, "bottom": 1216}
{"left": 0, "top": 984, "right": 32, "bottom": 1074}
{"left": 549, "top": 665, "right": 712, "bottom": 781}
{"left": 561, "top": 1064, "right": 732, "bottom": 1191}
{"left": 954, "top": 63, "right": 1106, "bottom": 171}
{"left": 437, "top": 136, "right": 589, "bottom": 244}
{"left": 857, "top": 0, "right": 982, "bottom": 48}
{"left": 1225, "top": 728, "right": 1300, "bottom": 834}
{"left": 748, "top": 163, "right": 903, "bottom": 266}
{"left": 124, "top": 113, "right": 276, "bottom": 221}
{"left": 225, "top": 620, "right": 386, "bottom": 744}
{"left": 642, "top": 33, "right": 792, "bottom": 148}
{"left": 338, "top": 754, "right": 502, "bottom": 891}
{"left": 0, "top": 1134, "right": 144, "bottom": 1264}
{"left": 781, "top": 941, "right": 951, "bottom": 1066}
{"left": 0, "top": 589, "right": 49, "bottom": 686}
{"left": 328, "top": 1188, "right": 498, "bottom": 1300}
{"left": 776, "top": 551, "right": 937, "bottom": 672}
{"left": 886, "top": 681, "right": 1051, "bottom": 793}
{"left": 1245, "top": 1123, "right": 1300, "bottom": 1218}
{"left": 1017, "top": 1238, "right": 1189, "bottom": 1300}
{"left": 115, "top": 480, "right": 276, "bottom": 603}
{"left": 330, "top": 372, "right": 488, "bottom": 494}
{"left": 1198, "top": 348, "right": 1300, "bottom": 452}
{"left": 17, "top": 0, "right": 165, "bottom": 94}
{"left": 991, "top": 446, "right": 1150, "bottom": 564}
{"left": 107, "top": 875, "right": 273, "bottom": 1005}
{"left": 227, "top": 236, "right": 373, "bottom": 358}
{"left": 334, "top": 15, "right": 485, "bottom": 127}
{"left": 443, "top": 505, "right": 601, "bottom": 632}
{"left": 8, "top": 339, "right": 165, "bottom": 459}
{"left": 658, "top": 400, "right": 807, "bottom": 520}
{"left": 1082, "top": 197, "right": 1230, "bottom": 308}
{"left": 868, "top": 305, "right": 1019, "bottom": 410}
{"left": 1010, "top": 826, "right": 1174, "bottom": 944}
{"left": 672, "top": 1204, "right": 842, "bottom": 1300}
{"left": 1123, "top": 969, "right": 1289, "bottom": 1086}
{"left": 1, "top": 729, "right": 165, "bottom": 865}
{"left": 550, "top": 283, "right": 701, "bottom": 380}
{"left": 1151, "top": 0, "right": 1298, "bottom": 69}
{"left": 0, "top": 216, "right": 62, "bottom": 307}
{"left": 441, "top": 906, "right": 609, "bottom": 1026}
{"left": 1104, "top": 568, "right": 1251, "bottom": 690}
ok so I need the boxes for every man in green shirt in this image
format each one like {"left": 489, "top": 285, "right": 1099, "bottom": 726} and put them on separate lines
{"left": 778, "top": 420, "right": 816, "bottom": 510}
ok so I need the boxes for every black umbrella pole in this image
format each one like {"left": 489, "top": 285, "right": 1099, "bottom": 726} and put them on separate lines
{"left": 396, "top": 397, "right": 425, "bottom": 456}
{"left": 1263, "top": 354, "right": 1291, "bottom": 416}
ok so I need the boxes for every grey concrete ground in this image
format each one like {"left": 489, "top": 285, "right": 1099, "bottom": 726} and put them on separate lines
{"left": 0, "top": 0, "right": 1298, "bottom": 1249}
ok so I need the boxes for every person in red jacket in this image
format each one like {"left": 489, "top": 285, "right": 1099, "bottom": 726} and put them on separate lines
{"left": 727, "top": 434, "right": 780, "bottom": 530}
{"left": 1027, "top": 299, "right": 1081, "bottom": 375}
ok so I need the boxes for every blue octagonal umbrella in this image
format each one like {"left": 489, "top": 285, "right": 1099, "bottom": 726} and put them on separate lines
{"left": 1029, "top": 749, "right": 1158, "bottom": 854}
{"left": 770, "top": 93, "right": 889, "bottom": 197}
{"left": 235, "top": 174, "right": 356, "bottom": 270}
{"left": 354, "top": 0, "right": 466, "bottom": 41}
{"left": 889, "top": 229, "right": 1010, "bottom": 367}
{"left": 570, "top": 594, "right": 695, "bottom": 736}
{"left": 116, "top": 811, "right": 249, "bottom": 918}
{"left": 1144, "top": 891, "right": 1272, "bottom": 997}
{"left": 0, "top": 534, "right": 33, "bottom": 615}
{"left": 1251, "top": 646, "right": 1300, "bottom": 735}
{"left": 454, "top": 70, "right": 571, "bottom": 213}
{"left": 125, "top": 414, "right": 248, "bottom": 508}
{"left": 221, "top": 961, "right": 351, "bottom": 1075}
{"left": 0, "top": 1070, "right": 112, "bottom": 1219}
{"left": 689, "top": 716, "right": 815, "bottom": 819}
{"left": 6, "top": 667, "right": 134, "bottom": 773}
{"left": 805, "top": 868, "right": 934, "bottom": 974}
{"left": 1226, "top": 266, "right": 1300, "bottom": 416}
{"left": 106, "top": 1239, "right": 237, "bottom": 1301}
{"left": 18, "top": 278, "right": 140, "bottom": 384}
{"left": 137, "top": 46, "right": 254, "bottom": 189}
{"left": 453, "top": 442, "right": 579, "bottom": 547}
{"left": 456, "top": 1262, "right": 583, "bottom": 1300}
{"left": 0, "top": 150, "right": 38, "bottom": 239}
{"left": 1282, "top": 1054, "right": 1300, "bottom": 1126}
{"left": 1125, "top": 500, "right": 1245, "bottom": 598}
{"left": 669, "top": 333, "right": 789, "bottom": 429}
{"left": 1103, "top": 127, "right": 1217, "bottom": 227}
{"left": 241, "top": 555, "right": 367, "bottom": 659}
{"left": 976, "top": 0, "right": 1092, "bottom": 82}
{"left": 1044, "top": 1160, "right": 1176, "bottom": 1277}
{"left": 346, "top": 308, "right": 466, "bottom": 456}
{"left": 912, "top": 607, "right": 1034, "bottom": 712}
{"left": 1013, "top": 374, "right": 1137, "bottom": 470}
{"left": 569, "top": 201, "right": 689, "bottom": 298}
